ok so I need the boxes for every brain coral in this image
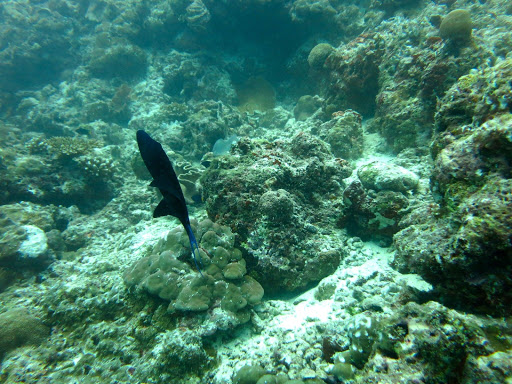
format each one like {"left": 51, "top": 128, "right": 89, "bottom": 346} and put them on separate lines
{"left": 0, "top": 308, "right": 49, "bottom": 359}
{"left": 440, "top": 9, "right": 472, "bottom": 42}
{"left": 308, "top": 43, "right": 334, "bottom": 70}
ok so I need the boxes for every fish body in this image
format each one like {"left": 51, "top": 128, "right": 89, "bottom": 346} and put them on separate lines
{"left": 136, "top": 130, "right": 203, "bottom": 275}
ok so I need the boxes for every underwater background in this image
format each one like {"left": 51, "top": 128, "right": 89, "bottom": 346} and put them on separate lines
{"left": 0, "top": 0, "right": 511, "bottom": 383}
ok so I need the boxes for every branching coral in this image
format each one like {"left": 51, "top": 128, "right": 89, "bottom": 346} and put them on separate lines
{"left": 34, "top": 137, "right": 102, "bottom": 160}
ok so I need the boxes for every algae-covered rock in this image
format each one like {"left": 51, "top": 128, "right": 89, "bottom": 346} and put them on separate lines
{"left": 89, "top": 44, "right": 148, "bottom": 79}
{"left": 17, "top": 225, "right": 48, "bottom": 260}
{"left": 152, "top": 328, "right": 213, "bottom": 376}
{"left": 0, "top": 268, "right": 14, "bottom": 292}
{"left": 318, "top": 109, "right": 363, "bottom": 159}
{"left": 462, "top": 351, "right": 512, "bottom": 383}
{"left": 366, "top": 7, "right": 484, "bottom": 152}
{"left": 395, "top": 116, "right": 512, "bottom": 316}
{"left": 0, "top": 223, "right": 27, "bottom": 263}
{"left": 324, "top": 33, "right": 384, "bottom": 116}
{"left": 201, "top": 134, "right": 351, "bottom": 293}
{"left": 0, "top": 220, "right": 51, "bottom": 266}
{"left": 357, "top": 161, "right": 419, "bottom": 193}
{"left": 233, "top": 364, "right": 267, "bottom": 384}
{"left": 0, "top": 202, "right": 55, "bottom": 232}
{"left": 395, "top": 174, "right": 512, "bottom": 315}
{"left": 259, "top": 189, "right": 295, "bottom": 225}
{"left": 340, "top": 179, "right": 410, "bottom": 245}
{"left": 362, "top": 301, "right": 511, "bottom": 383}
{"left": 436, "top": 60, "right": 512, "bottom": 133}
{"left": 0, "top": 203, "right": 60, "bottom": 291}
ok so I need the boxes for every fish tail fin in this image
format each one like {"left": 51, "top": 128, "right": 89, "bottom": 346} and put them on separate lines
{"left": 185, "top": 224, "right": 204, "bottom": 277}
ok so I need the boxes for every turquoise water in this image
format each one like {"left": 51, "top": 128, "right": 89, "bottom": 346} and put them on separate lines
{"left": 0, "top": 0, "right": 511, "bottom": 383}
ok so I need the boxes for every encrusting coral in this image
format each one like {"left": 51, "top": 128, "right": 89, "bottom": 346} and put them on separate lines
{"left": 123, "top": 219, "right": 264, "bottom": 332}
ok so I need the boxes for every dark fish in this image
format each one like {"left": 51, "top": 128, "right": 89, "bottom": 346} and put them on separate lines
{"left": 136, "top": 130, "right": 203, "bottom": 275}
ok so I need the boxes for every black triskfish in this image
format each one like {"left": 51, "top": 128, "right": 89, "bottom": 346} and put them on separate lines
{"left": 136, "top": 129, "right": 203, "bottom": 275}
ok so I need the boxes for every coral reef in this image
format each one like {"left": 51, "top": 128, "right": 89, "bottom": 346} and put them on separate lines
{"left": 33, "top": 137, "right": 102, "bottom": 160}
{"left": 436, "top": 58, "right": 512, "bottom": 133}
{"left": 0, "top": 1, "right": 77, "bottom": 92}
{"left": 369, "top": 0, "right": 419, "bottom": 13}
{"left": 185, "top": 0, "right": 211, "bottom": 32}
{"left": 394, "top": 115, "right": 512, "bottom": 315}
{"left": 161, "top": 51, "right": 236, "bottom": 105}
{"left": 0, "top": 137, "right": 118, "bottom": 212}
{"left": 201, "top": 133, "right": 353, "bottom": 293}
{"left": 289, "top": 0, "right": 337, "bottom": 24}
{"left": 0, "top": 0, "right": 511, "bottom": 382}
{"left": 150, "top": 100, "right": 249, "bottom": 160}
{"left": 324, "top": 33, "right": 384, "bottom": 116}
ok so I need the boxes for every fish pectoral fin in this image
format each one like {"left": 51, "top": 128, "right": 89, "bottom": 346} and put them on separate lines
{"left": 149, "top": 179, "right": 164, "bottom": 189}
{"left": 153, "top": 199, "right": 172, "bottom": 218}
